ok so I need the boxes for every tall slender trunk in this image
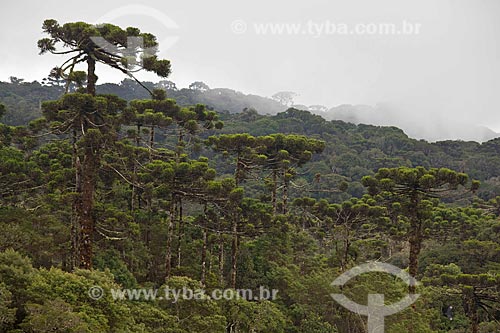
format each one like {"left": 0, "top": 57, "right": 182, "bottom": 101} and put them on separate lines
{"left": 130, "top": 179, "right": 136, "bottom": 212}
{"left": 408, "top": 194, "right": 421, "bottom": 295}
{"left": 235, "top": 152, "right": 243, "bottom": 185}
{"left": 87, "top": 57, "right": 97, "bottom": 96}
{"left": 76, "top": 56, "right": 98, "bottom": 269}
{"left": 208, "top": 243, "right": 213, "bottom": 277}
{"left": 218, "top": 222, "right": 225, "bottom": 286}
{"left": 166, "top": 126, "right": 183, "bottom": 280}
{"left": 149, "top": 124, "right": 155, "bottom": 160}
{"left": 78, "top": 146, "right": 97, "bottom": 269}
{"left": 145, "top": 191, "right": 152, "bottom": 248}
{"left": 341, "top": 228, "right": 350, "bottom": 272}
{"left": 230, "top": 155, "right": 242, "bottom": 288}
{"left": 463, "top": 288, "right": 479, "bottom": 333}
{"left": 131, "top": 123, "right": 141, "bottom": 211}
{"left": 470, "top": 300, "right": 479, "bottom": 333}
{"left": 176, "top": 197, "right": 183, "bottom": 269}
{"left": 200, "top": 205, "right": 208, "bottom": 287}
{"left": 408, "top": 232, "right": 421, "bottom": 294}
{"left": 201, "top": 228, "right": 208, "bottom": 287}
{"left": 165, "top": 197, "right": 176, "bottom": 280}
{"left": 230, "top": 212, "right": 238, "bottom": 289}
{"left": 282, "top": 168, "right": 289, "bottom": 214}
{"left": 142, "top": 120, "right": 154, "bottom": 253}
{"left": 176, "top": 128, "right": 184, "bottom": 161}
{"left": 70, "top": 128, "right": 80, "bottom": 270}
{"left": 271, "top": 170, "right": 277, "bottom": 214}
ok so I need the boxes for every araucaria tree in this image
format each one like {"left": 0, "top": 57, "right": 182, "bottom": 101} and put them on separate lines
{"left": 362, "top": 167, "right": 479, "bottom": 292}
{"left": 38, "top": 19, "right": 171, "bottom": 95}
{"left": 38, "top": 19, "right": 171, "bottom": 269}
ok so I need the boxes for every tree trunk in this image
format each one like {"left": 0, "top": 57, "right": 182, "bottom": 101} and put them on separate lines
{"left": 70, "top": 128, "right": 80, "bottom": 270}
{"left": 230, "top": 154, "right": 242, "bottom": 289}
{"left": 282, "top": 169, "right": 288, "bottom": 214}
{"left": 408, "top": 231, "right": 421, "bottom": 294}
{"left": 235, "top": 152, "right": 243, "bottom": 186}
{"left": 408, "top": 195, "right": 422, "bottom": 295}
{"left": 165, "top": 197, "right": 175, "bottom": 280}
{"left": 271, "top": 169, "right": 277, "bottom": 214}
{"left": 176, "top": 128, "right": 184, "bottom": 161}
{"left": 200, "top": 205, "right": 208, "bottom": 287}
{"left": 87, "top": 57, "right": 97, "bottom": 96}
{"left": 76, "top": 56, "right": 98, "bottom": 269}
{"left": 78, "top": 147, "right": 97, "bottom": 269}
{"left": 471, "top": 310, "right": 479, "bottom": 333}
{"left": 342, "top": 229, "right": 350, "bottom": 272}
{"left": 218, "top": 227, "right": 225, "bottom": 286}
{"left": 145, "top": 191, "right": 152, "bottom": 248}
{"left": 149, "top": 125, "right": 155, "bottom": 160}
{"left": 230, "top": 213, "right": 238, "bottom": 289}
{"left": 176, "top": 197, "right": 183, "bottom": 269}
{"left": 201, "top": 228, "right": 208, "bottom": 287}
{"left": 464, "top": 289, "right": 479, "bottom": 333}
{"left": 130, "top": 123, "right": 141, "bottom": 211}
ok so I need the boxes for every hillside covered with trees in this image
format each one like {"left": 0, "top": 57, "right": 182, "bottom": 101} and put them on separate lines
{"left": 0, "top": 19, "right": 499, "bottom": 333}
{"left": 0, "top": 77, "right": 287, "bottom": 127}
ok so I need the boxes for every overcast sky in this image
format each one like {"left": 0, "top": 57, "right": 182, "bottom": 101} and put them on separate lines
{"left": 1, "top": 0, "right": 500, "bottom": 135}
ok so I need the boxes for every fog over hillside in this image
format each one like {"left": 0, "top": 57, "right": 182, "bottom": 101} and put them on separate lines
{"left": 2, "top": 0, "right": 500, "bottom": 142}
{"left": 320, "top": 103, "right": 499, "bottom": 142}
{"left": 1, "top": 77, "right": 498, "bottom": 142}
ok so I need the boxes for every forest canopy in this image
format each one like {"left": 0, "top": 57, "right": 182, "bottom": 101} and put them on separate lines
{"left": 0, "top": 19, "right": 499, "bottom": 333}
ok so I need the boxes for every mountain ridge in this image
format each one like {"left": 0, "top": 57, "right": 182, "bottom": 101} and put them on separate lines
{"left": 0, "top": 78, "right": 497, "bottom": 142}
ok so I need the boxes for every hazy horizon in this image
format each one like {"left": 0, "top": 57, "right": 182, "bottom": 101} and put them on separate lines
{"left": 1, "top": 0, "right": 499, "bottom": 137}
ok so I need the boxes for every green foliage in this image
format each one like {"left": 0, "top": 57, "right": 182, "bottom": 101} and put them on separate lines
{"left": 94, "top": 250, "right": 137, "bottom": 288}
{"left": 38, "top": 19, "right": 171, "bottom": 91}
{"left": 21, "top": 299, "right": 89, "bottom": 333}
{"left": 4, "top": 93, "right": 500, "bottom": 331}
{"left": 2, "top": 19, "right": 500, "bottom": 333}
{"left": 0, "top": 282, "right": 16, "bottom": 331}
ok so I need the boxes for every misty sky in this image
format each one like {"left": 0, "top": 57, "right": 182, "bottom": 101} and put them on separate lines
{"left": 1, "top": 0, "right": 500, "bottom": 136}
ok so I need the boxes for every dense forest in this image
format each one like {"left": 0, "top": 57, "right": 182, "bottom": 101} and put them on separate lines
{"left": 1, "top": 20, "right": 500, "bottom": 333}
{"left": 0, "top": 77, "right": 287, "bottom": 127}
